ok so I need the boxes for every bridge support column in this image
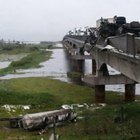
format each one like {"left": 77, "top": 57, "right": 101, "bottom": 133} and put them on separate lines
{"left": 125, "top": 84, "right": 135, "bottom": 102}
{"left": 76, "top": 59, "right": 84, "bottom": 73}
{"left": 92, "top": 59, "right": 96, "bottom": 75}
{"left": 95, "top": 85, "right": 105, "bottom": 103}
{"left": 94, "top": 63, "right": 107, "bottom": 103}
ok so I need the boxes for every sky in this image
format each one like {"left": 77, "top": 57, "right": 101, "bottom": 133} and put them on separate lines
{"left": 0, "top": 0, "right": 140, "bottom": 42}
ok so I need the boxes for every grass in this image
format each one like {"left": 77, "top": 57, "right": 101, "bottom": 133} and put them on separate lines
{"left": 55, "top": 102, "right": 140, "bottom": 140}
{"left": 0, "top": 44, "right": 52, "bottom": 76}
{"left": 0, "top": 77, "right": 139, "bottom": 139}
{"left": 0, "top": 77, "right": 93, "bottom": 108}
{"left": 0, "top": 45, "right": 39, "bottom": 55}
{"left": 0, "top": 50, "right": 52, "bottom": 75}
{"left": 10, "top": 51, "right": 51, "bottom": 68}
{"left": 0, "top": 45, "right": 140, "bottom": 139}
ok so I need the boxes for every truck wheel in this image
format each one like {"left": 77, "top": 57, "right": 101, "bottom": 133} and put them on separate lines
{"left": 10, "top": 119, "right": 19, "bottom": 128}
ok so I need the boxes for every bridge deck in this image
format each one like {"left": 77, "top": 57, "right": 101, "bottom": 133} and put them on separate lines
{"left": 63, "top": 35, "right": 140, "bottom": 83}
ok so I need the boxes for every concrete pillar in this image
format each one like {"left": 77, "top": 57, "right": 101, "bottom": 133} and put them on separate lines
{"left": 92, "top": 59, "right": 96, "bottom": 75}
{"left": 125, "top": 84, "right": 135, "bottom": 102}
{"left": 76, "top": 60, "right": 84, "bottom": 73}
{"left": 99, "top": 63, "right": 109, "bottom": 76}
{"left": 95, "top": 85, "right": 105, "bottom": 103}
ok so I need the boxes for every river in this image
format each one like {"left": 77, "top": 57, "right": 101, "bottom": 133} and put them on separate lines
{"left": 0, "top": 45, "right": 140, "bottom": 94}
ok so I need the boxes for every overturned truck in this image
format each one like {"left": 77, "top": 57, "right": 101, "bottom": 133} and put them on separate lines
{"left": 10, "top": 108, "right": 76, "bottom": 130}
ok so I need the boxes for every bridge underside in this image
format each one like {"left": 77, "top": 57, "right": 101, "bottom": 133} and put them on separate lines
{"left": 63, "top": 34, "right": 140, "bottom": 103}
{"left": 90, "top": 44, "right": 140, "bottom": 83}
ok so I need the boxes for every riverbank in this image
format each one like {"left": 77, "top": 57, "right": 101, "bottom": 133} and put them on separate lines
{"left": 0, "top": 77, "right": 140, "bottom": 139}
{"left": 0, "top": 47, "right": 52, "bottom": 76}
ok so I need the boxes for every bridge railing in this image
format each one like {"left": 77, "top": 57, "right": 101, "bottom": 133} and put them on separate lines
{"left": 64, "top": 33, "right": 140, "bottom": 58}
{"left": 107, "top": 33, "right": 140, "bottom": 57}
{"left": 64, "top": 35, "right": 89, "bottom": 41}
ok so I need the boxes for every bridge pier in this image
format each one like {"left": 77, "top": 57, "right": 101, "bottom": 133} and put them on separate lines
{"left": 83, "top": 74, "right": 136, "bottom": 103}
{"left": 92, "top": 59, "right": 96, "bottom": 75}
{"left": 63, "top": 34, "right": 139, "bottom": 104}
{"left": 70, "top": 58, "right": 84, "bottom": 73}
{"left": 75, "top": 59, "right": 84, "bottom": 73}
{"left": 95, "top": 85, "right": 105, "bottom": 103}
{"left": 125, "top": 84, "right": 135, "bottom": 102}
{"left": 95, "top": 64, "right": 108, "bottom": 103}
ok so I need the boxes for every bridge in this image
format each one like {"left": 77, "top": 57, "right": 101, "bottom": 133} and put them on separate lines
{"left": 63, "top": 33, "right": 140, "bottom": 103}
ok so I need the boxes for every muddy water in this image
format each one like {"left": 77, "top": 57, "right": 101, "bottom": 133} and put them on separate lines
{"left": 0, "top": 47, "right": 140, "bottom": 94}
{"left": 0, "top": 61, "right": 11, "bottom": 69}
{"left": 0, "top": 49, "right": 72, "bottom": 82}
{"left": 0, "top": 54, "right": 27, "bottom": 69}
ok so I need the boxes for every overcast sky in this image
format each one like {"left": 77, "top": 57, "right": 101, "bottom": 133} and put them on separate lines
{"left": 0, "top": 0, "right": 140, "bottom": 42}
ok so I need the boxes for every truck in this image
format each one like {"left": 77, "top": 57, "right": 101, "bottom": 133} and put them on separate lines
{"left": 8, "top": 108, "right": 76, "bottom": 130}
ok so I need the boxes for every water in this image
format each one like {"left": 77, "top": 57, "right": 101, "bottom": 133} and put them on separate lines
{"left": 84, "top": 60, "right": 140, "bottom": 94}
{"left": 0, "top": 49, "right": 72, "bottom": 82}
{"left": 0, "top": 54, "right": 27, "bottom": 61}
{"left": 0, "top": 46, "right": 140, "bottom": 94}
{"left": 0, "top": 61, "right": 11, "bottom": 69}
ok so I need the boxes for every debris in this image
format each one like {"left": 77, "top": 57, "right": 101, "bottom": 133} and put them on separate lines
{"left": 1, "top": 105, "right": 31, "bottom": 112}
{"left": 9, "top": 108, "right": 77, "bottom": 130}
{"left": 49, "top": 133, "right": 60, "bottom": 140}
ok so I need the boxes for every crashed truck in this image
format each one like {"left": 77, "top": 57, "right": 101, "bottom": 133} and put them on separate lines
{"left": 9, "top": 108, "right": 76, "bottom": 130}
{"left": 68, "top": 15, "right": 140, "bottom": 54}
{"left": 94, "top": 16, "right": 140, "bottom": 43}
{"left": 83, "top": 16, "right": 140, "bottom": 47}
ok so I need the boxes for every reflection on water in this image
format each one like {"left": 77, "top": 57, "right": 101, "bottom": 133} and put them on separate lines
{"left": 0, "top": 47, "right": 140, "bottom": 95}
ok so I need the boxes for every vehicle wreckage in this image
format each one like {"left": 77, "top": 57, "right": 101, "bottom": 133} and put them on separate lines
{"left": 63, "top": 15, "right": 140, "bottom": 51}
{"left": 1, "top": 108, "right": 76, "bottom": 130}
{"left": 88, "top": 16, "right": 140, "bottom": 46}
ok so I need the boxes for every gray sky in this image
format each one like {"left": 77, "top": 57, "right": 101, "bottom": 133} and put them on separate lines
{"left": 0, "top": 0, "right": 140, "bottom": 41}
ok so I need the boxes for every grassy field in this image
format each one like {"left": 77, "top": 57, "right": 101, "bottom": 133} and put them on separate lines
{"left": 0, "top": 77, "right": 140, "bottom": 140}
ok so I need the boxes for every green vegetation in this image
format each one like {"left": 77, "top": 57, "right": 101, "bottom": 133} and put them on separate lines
{"left": 0, "top": 78, "right": 93, "bottom": 109}
{"left": 10, "top": 50, "right": 51, "bottom": 69}
{"left": 0, "top": 40, "right": 58, "bottom": 55}
{"left": 67, "top": 71, "right": 82, "bottom": 79}
{"left": 0, "top": 41, "right": 139, "bottom": 139}
{"left": 67, "top": 71, "right": 83, "bottom": 84}
{"left": 0, "top": 49, "right": 52, "bottom": 75}
{"left": 0, "top": 77, "right": 139, "bottom": 139}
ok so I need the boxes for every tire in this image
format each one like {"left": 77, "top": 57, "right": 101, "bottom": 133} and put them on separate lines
{"left": 10, "top": 119, "right": 19, "bottom": 128}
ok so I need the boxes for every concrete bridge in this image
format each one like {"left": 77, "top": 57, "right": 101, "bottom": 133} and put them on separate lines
{"left": 63, "top": 33, "right": 140, "bottom": 103}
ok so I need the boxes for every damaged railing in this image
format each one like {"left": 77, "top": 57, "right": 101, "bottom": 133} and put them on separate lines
{"left": 107, "top": 33, "right": 140, "bottom": 58}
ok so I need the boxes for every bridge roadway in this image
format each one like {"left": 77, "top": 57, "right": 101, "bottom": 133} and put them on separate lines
{"left": 63, "top": 34, "right": 140, "bottom": 103}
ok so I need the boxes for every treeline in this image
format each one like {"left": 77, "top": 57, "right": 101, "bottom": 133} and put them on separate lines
{"left": 0, "top": 39, "right": 53, "bottom": 51}
{"left": 0, "top": 39, "right": 26, "bottom": 50}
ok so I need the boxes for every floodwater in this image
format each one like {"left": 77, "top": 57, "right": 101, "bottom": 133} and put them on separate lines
{"left": 0, "top": 48, "right": 72, "bottom": 82}
{"left": 0, "top": 45, "right": 140, "bottom": 94}
{"left": 84, "top": 60, "right": 140, "bottom": 95}
{"left": 0, "top": 61, "right": 11, "bottom": 69}
{"left": 0, "top": 54, "right": 27, "bottom": 69}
